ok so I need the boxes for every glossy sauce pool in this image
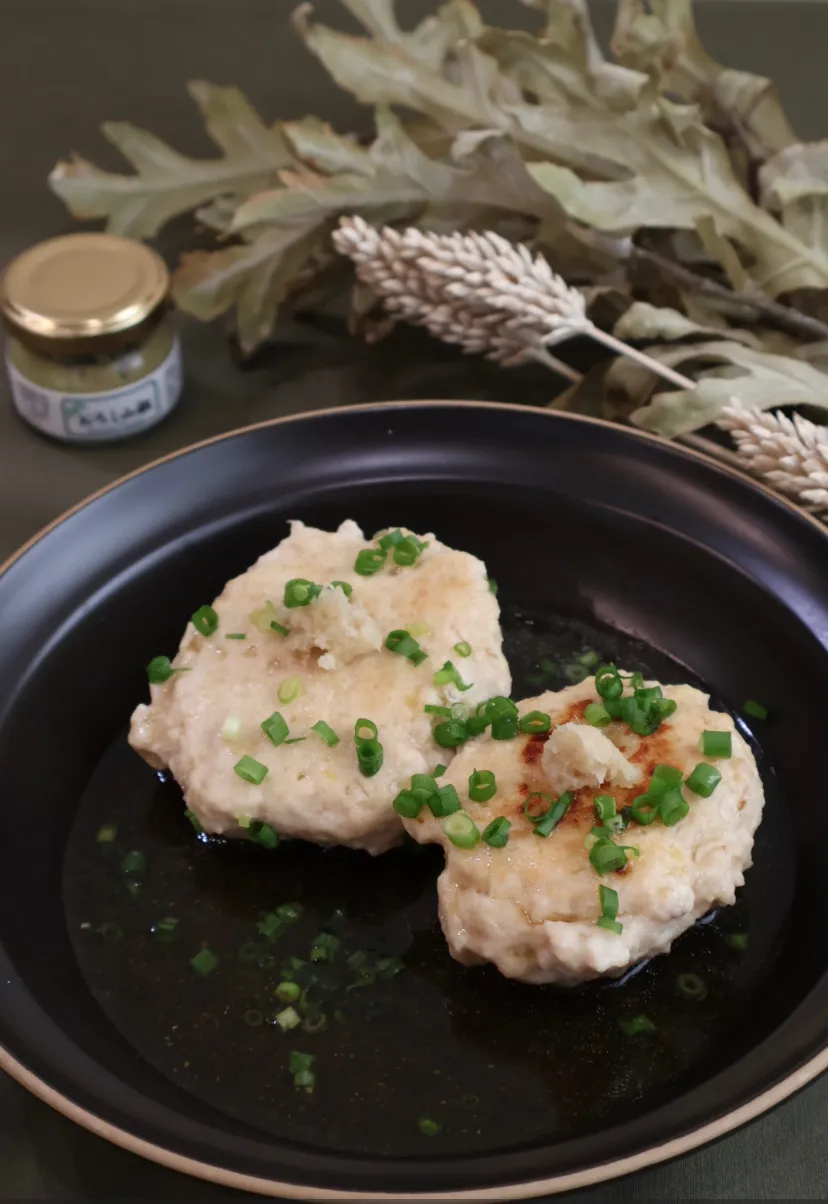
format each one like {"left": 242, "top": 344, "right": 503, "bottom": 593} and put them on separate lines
{"left": 63, "top": 608, "right": 793, "bottom": 1157}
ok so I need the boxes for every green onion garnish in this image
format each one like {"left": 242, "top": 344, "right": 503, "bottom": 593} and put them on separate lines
{"left": 524, "top": 792, "right": 554, "bottom": 822}
{"left": 225, "top": 632, "right": 247, "bottom": 640}
{"left": 190, "top": 948, "right": 219, "bottom": 975}
{"left": 482, "top": 816, "right": 511, "bottom": 848}
{"left": 258, "top": 912, "right": 284, "bottom": 939}
{"left": 393, "top": 535, "right": 426, "bottom": 566}
{"left": 378, "top": 529, "right": 405, "bottom": 549}
{"left": 192, "top": 604, "right": 219, "bottom": 636}
{"left": 275, "top": 1006, "right": 302, "bottom": 1032}
{"left": 468, "top": 769, "right": 497, "bottom": 803}
{"left": 234, "top": 755, "right": 269, "bottom": 785}
{"left": 620, "top": 1014, "right": 655, "bottom": 1037}
{"left": 184, "top": 808, "right": 203, "bottom": 834}
{"left": 491, "top": 713, "right": 519, "bottom": 740}
{"left": 725, "top": 932, "right": 748, "bottom": 951}
{"left": 518, "top": 710, "right": 551, "bottom": 734}
{"left": 277, "top": 675, "right": 302, "bottom": 704}
{"left": 579, "top": 650, "right": 600, "bottom": 667}
{"left": 311, "top": 720, "right": 339, "bottom": 747}
{"left": 453, "top": 641, "right": 472, "bottom": 657}
{"left": 425, "top": 705, "right": 452, "bottom": 717}
{"left": 151, "top": 917, "right": 179, "bottom": 943}
{"left": 432, "top": 764, "right": 447, "bottom": 778}
{"left": 249, "top": 820, "right": 279, "bottom": 849}
{"left": 584, "top": 702, "right": 611, "bottom": 727}
{"left": 354, "top": 548, "right": 386, "bottom": 576}
{"left": 534, "top": 792, "right": 573, "bottom": 837}
{"left": 221, "top": 715, "right": 243, "bottom": 741}
{"left": 146, "top": 655, "right": 186, "bottom": 684}
{"left": 354, "top": 718, "right": 378, "bottom": 742}
{"left": 589, "top": 839, "right": 628, "bottom": 874}
{"left": 354, "top": 721, "right": 383, "bottom": 776}
{"left": 648, "top": 764, "right": 684, "bottom": 797}
{"left": 261, "top": 711, "right": 289, "bottom": 747}
{"left": 630, "top": 795, "right": 658, "bottom": 825}
{"left": 418, "top": 1117, "right": 442, "bottom": 1137}
{"left": 700, "top": 730, "right": 732, "bottom": 758}
{"left": 393, "top": 789, "right": 422, "bottom": 818}
{"left": 595, "top": 664, "right": 623, "bottom": 700}
{"left": 685, "top": 762, "right": 722, "bottom": 797}
{"left": 594, "top": 794, "right": 616, "bottom": 821}
{"left": 289, "top": 1050, "right": 316, "bottom": 1093}
{"left": 433, "top": 719, "right": 468, "bottom": 748}
{"left": 250, "top": 602, "right": 279, "bottom": 632}
{"left": 675, "top": 972, "right": 708, "bottom": 1000}
{"left": 310, "top": 932, "right": 341, "bottom": 960}
{"left": 284, "top": 737, "right": 306, "bottom": 745}
{"left": 487, "top": 577, "right": 498, "bottom": 595}
{"left": 284, "top": 578, "right": 322, "bottom": 608}
{"left": 483, "top": 696, "right": 517, "bottom": 721}
{"left": 658, "top": 788, "right": 689, "bottom": 826}
{"left": 442, "top": 810, "right": 480, "bottom": 849}
{"left": 275, "top": 980, "right": 301, "bottom": 1003}
{"left": 330, "top": 580, "right": 353, "bottom": 599}
{"left": 433, "top": 660, "right": 472, "bottom": 691}
{"left": 428, "top": 784, "right": 462, "bottom": 817}
{"left": 121, "top": 850, "right": 146, "bottom": 876}
{"left": 270, "top": 621, "right": 290, "bottom": 637}
{"left": 597, "top": 884, "right": 622, "bottom": 933}
{"left": 96, "top": 823, "right": 117, "bottom": 843}
{"left": 385, "top": 629, "right": 427, "bottom": 666}
{"left": 743, "top": 699, "right": 768, "bottom": 720}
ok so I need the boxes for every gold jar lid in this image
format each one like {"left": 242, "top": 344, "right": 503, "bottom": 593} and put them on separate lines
{"left": 0, "top": 233, "right": 169, "bottom": 355}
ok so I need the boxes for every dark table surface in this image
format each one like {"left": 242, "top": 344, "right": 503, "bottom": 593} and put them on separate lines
{"left": 2, "top": 2, "right": 828, "bottom": 1198}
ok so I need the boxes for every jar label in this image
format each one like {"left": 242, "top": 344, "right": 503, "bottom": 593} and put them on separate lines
{"left": 6, "top": 337, "right": 183, "bottom": 443}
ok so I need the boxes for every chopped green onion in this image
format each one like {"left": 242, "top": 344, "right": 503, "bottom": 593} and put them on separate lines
{"left": 648, "top": 764, "right": 684, "bottom": 797}
{"left": 519, "top": 710, "right": 552, "bottom": 734}
{"left": 433, "top": 719, "right": 468, "bottom": 748}
{"left": 284, "top": 737, "right": 306, "bottom": 745}
{"left": 270, "top": 621, "right": 290, "bottom": 637}
{"left": 468, "top": 769, "right": 497, "bottom": 803}
{"left": 487, "top": 577, "right": 498, "bottom": 595}
{"left": 146, "top": 655, "right": 178, "bottom": 684}
{"left": 453, "top": 641, "right": 472, "bottom": 657}
{"left": 190, "top": 948, "right": 219, "bottom": 975}
{"left": 425, "top": 705, "right": 452, "bottom": 717}
{"left": 725, "top": 932, "right": 748, "bottom": 951}
{"left": 483, "top": 696, "right": 517, "bottom": 721}
{"left": 302, "top": 1011, "right": 328, "bottom": 1034}
{"left": 378, "top": 528, "right": 405, "bottom": 549}
{"left": 579, "top": 650, "right": 600, "bottom": 668}
{"left": 234, "top": 755, "right": 269, "bottom": 785}
{"left": 685, "top": 762, "right": 722, "bottom": 798}
{"left": 589, "top": 839, "right": 628, "bottom": 874}
{"left": 393, "top": 536, "right": 426, "bottom": 566}
{"left": 482, "top": 816, "right": 511, "bottom": 848}
{"left": 277, "top": 675, "right": 302, "bottom": 704}
{"left": 658, "top": 788, "right": 690, "bottom": 826}
{"left": 433, "top": 764, "right": 447, "bottom": 778}
{"left": 428, "top": 784, "right": 462, "bottom": 817}
{"left": 356, "top": 738, "right": 383, "bottom": 777}
{"left": 121, "top": 850, "right": 146, "bottom": 876}
{"left": 597, "top": 884, "right": 622, "bottom": 933}
{"left": 192, "top": 604, "right": 219, "bottom": 636}
{"left": 595, "top": 664, "right": 623, "bottom": 700}
{"left": 184, "top": 808, "right": 203, "bottom": 834}
{"left": 433, "top": 660, "right": 472, "bottom": 691}
{"left": 630, "top": 795, "right": 658, "bottom": 825}
{"left": 407, "top": 620, "right": 430, "bottom": 638}
{"left": 442, "top": 810, "right": 480, "bottom": 849}
{"left": 354, "top": 548, "right": 386, "bottom": 576}
{"left": 284, "top": 578, "right": 322, "bottom": 608}
{"left": 675, "top": 972, "right": 708, "bottom": 1001}
{"left": 533, "top": 792, "right": 573, "bottom": 837}
{"left": 594, "top": 794, "right": 616, "bottom": 821}
{"left": 225, "top": 632, "right": 247, "bottom": 640}
{"left": 96, "top": 823, "right": 117, "bottom": 843}
{"left": 700, "top": 730, "right": 732, "bottom": 758}
{"left": 524, "top": 792, "right": 554, "bottom": 822}
{"left": 603, "top": 813, "right": 628, "bottom": 835}
{"left": 393, "top": 789, "right": 423, "bottom": 818}
{"left": 354, "top": 718, "right": 378, "bottom": 742}
{"left": 464, "top": 714, "right": 488, "bottom": 737}
{"left": 275, "top": 980, "right": 301, "bottom": 1003}
{"left": 311, "top": 932, "right": 341, "bottom": 960}
{"left": 620, "top": 1014, "right": 655, "bottom": 1036}
{"left": 385, "top": 629, "right": 427, "bottom": 665}
{"left": 151, "top": 917, "right": 179, "bottom": 943}
{"left": 311, "top": 720, "right": 339, "bottom": 747}
{"left": 277, "top": 902, "right": 302, "bottom": 922}
{"left": 410, "top": 773, "right": 437, "bottom": 795}
{"left": 249, "top": 820, "right": 279, "bottom": 849}
{"left": 584, "top": 702, "right": 611, "bottom": 727}
{"left": 491, "top": 713, "right": 519, "bottom": 740}
{"left": 743, "top": 699, "right": 768, "bottom": 720}
{"left": 261, "top": 711, "right": 289, "bottom": 747}
{"left": 418, "top": 1117, "right": 442, "bottom": 1137}
{"left": 330, "top": 580, "right": 352, "bottom": 599}
{"left": 258, "top": 912, "right": 285, "bottom": 939}
{"left": 275, "top": 1006, "right": 302, "bottom": 1032}
{"left": 563, "top": 662, "right": 589, "bottom": 684}
{"left": 221, "top": 715, "right": 243, "bottom": 741}
{"left": 597, "top": 917, "right": 623, "bottom": 934}
{"left": 250, "top": 602, "right": 279, "bottom": 633}
{"left": 289, "top": 1050, "right": 316, "bottom": 1093}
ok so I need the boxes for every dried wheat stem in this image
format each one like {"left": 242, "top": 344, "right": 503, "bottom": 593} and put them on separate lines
{"left": 717, "top": 399, "right": 828, "bottom": 510}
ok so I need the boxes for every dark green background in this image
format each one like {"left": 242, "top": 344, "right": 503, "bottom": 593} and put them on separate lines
{"left": 1, "top": 2, "right": 827, "bottom": 1197}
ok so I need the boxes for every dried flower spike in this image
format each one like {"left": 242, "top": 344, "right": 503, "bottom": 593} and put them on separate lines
{"left": 718, "top": 400, "right": 828, "bottom": 511}
{"left": 333, "top": 217, "right": 693, "bottom": 390}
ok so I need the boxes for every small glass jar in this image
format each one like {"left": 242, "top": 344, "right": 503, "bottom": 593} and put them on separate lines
{"left": 1, "top": 233, "right": 183, "bottom": 444}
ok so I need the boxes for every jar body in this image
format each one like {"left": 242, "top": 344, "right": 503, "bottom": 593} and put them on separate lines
{"left": 5, "top": 315, "right": 182, "bottom": 444}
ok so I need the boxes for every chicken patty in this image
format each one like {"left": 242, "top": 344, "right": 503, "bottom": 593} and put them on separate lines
{"left": 401, "top": 676, "right": 764, "bottom": 984}
{"left": 129, "top": 520, "right": 510, "bottom": 854}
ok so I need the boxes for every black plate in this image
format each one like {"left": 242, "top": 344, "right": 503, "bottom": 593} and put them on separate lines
{"left": 1, "top": 402, "right": 827, "bottom": 1199}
